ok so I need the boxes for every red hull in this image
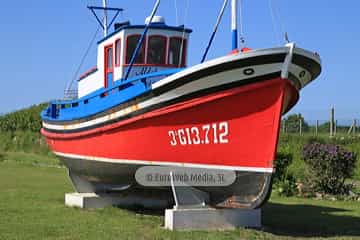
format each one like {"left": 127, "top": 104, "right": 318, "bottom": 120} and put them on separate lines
{"left": 42, "top": 77, "right": 297, "bottom": 171}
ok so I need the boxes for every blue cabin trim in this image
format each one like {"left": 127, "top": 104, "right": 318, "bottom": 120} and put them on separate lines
{"left": 42, "top": 68, "right": 184, "bottom": 122}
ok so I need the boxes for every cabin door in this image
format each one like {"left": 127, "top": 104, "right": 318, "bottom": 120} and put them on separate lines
{"left": 104, "top": 45, "right": 114, "bottom": 89}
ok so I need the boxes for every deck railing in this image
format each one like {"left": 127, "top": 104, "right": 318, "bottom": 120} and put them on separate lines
{"left": 63, "top": 90, "right": 78, "bottom": 100}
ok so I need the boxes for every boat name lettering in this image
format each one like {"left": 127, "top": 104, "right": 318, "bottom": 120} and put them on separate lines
{"left": 168, "top": 122, "right": 229, "bottom": 146}
{"left": 135, "top": 66, "right": 158, "bottom": 76}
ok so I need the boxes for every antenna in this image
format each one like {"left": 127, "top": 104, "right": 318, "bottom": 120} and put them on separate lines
{"left": 103, "top": 0, "right": 108, "bottom": 36}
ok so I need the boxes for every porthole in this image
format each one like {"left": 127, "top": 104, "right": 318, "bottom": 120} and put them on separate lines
{"left": 243, "top": 68, "right": 255, "bottom": 76}
{"left": 299, "top": 70, "right": 306, "bottom": 78}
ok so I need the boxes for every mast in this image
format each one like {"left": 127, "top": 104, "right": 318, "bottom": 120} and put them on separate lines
{"left": 231, "top": 0, "right": 238, "bottom": 51}
{"left": 87, "top": 4, "right": 123, "bottom": 37}
{"left": 103, "top": 0, "right": 108, "bottom": 36}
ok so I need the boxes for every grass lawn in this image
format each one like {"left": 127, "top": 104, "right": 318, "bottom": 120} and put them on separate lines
{"left": 0, "top": 160, "right": 359, "bottom": 240}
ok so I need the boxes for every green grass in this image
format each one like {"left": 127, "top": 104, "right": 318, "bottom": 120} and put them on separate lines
{"left": 0, "top": 129, "right": 359, "bottom": 239}
{"left": 0, "top": 151, "right": 60, "bottom": 166}
{"left": 0, "top": 161, "right": 359, "bottom": 240}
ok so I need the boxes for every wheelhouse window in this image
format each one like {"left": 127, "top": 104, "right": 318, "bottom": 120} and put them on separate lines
{"left": 115, "top": 39, "right": 121, "bottom": 66}
{"left": 168, "top": 37, "right": 186, "bottom": 67}
{"left": 126, "top": 35, "right": 145, "bottom": 64}
{"left": 147, "top": 35, "right": 166, "bottom": 65}
{"left": 107, "top": 47, "right": 113, "bottom": 69}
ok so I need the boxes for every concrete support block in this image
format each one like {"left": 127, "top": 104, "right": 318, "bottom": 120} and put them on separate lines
{"left": 165, "top": 207, "right": 261, "bottom": 230}
{"left": 65, "top": 192, "right": 169, "bottom": 209}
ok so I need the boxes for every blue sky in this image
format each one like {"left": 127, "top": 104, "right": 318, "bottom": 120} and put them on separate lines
{"left": 0, "top": 0, "right": 359, "bottom": 121}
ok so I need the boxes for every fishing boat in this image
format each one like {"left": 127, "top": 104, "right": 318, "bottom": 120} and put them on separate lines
{"left": 41, "top": 0, "right": 321, "bottom": 209}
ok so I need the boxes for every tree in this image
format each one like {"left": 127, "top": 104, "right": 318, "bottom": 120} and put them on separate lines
{"left": 282, "top": 113, "right": 309, "bottom": 133}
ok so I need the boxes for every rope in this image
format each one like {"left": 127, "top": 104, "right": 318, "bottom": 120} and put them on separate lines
{"left": 65, "top": 26, "right": 101, "bottom": 93}
{"left": 178, "top": 0, "right": 190, "bottom": 68}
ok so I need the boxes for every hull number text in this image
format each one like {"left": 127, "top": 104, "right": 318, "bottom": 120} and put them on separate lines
{"left": 168, "top": 122, "right": 229, "bottom": 146}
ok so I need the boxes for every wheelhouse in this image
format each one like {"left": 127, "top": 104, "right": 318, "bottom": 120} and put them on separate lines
{"left": 78, "top": 16, "right": 192, "bottom": 98}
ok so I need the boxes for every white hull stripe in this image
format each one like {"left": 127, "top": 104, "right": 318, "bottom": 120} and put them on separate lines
{"left": 152, "top": 47, "right": 288, "bottom": 89}
{"left": 54, "top": 151, "right": 274, "bottom": 173}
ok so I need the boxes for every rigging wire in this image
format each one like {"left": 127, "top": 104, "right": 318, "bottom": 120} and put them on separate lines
{"left": 65, "top": 26, "right": 101, "bottom": 94}
{"left": 274, "top": 0, "right": 286, "bottom": 41}
{"left": 239, "top": 0, "right": 245, "bottom": 48}
{"left": 201, "top": 0, "right": 229, "bottom": 63}
{"left": 269, "top": 0, "right": 280, "bottom": 44}
{"left": 178, "top": 0, "right": 190, "bottom": 68}
{"left": 268, "top": 0, "right": 286, "bottom": 45}
{"left": 174, "top": 0, "right": 179, "bottom": 26}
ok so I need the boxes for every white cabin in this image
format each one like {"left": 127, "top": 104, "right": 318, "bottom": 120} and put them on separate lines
{"left": 78, "top": 16, "right": 192, "bottom": 98}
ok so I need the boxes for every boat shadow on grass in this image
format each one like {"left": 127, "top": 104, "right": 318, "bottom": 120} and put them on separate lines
{"left": 114, "top": 204, "right": 165, "bottom": 217}
{"left": 262, "top": 202, "right": 360, "bottom": 238}
{"left": 114, "top": 201, "right": 360, "bottom": 237}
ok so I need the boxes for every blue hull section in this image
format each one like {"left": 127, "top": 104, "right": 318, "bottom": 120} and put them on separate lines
{"left": 42, "top": 68, "right": 182, "bottom": 122}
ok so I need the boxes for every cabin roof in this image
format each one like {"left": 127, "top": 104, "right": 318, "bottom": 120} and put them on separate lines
{"left": 97, "top": 23, "right": 193, "bottom": 44}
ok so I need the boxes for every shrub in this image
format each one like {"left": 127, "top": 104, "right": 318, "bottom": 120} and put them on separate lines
{"left": 276, "top": 175, "right": 297, "bottom": 197}
{"left": 0, "top": 103, "right": 48, "bottom": 133}
{"left": 302, "top": 142, "right": 357, "bottom": 195}
{"left": 273, "top": 152, "right": 293, "bottom": 183}
{"left": 305, "top": 136, "right": 326, "bottom": 144}
{"left": 0, "top": 131, "right": 50, "bottom": 155}
{"left": 273, "top": 151, "right": 297, "bottom": 196}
